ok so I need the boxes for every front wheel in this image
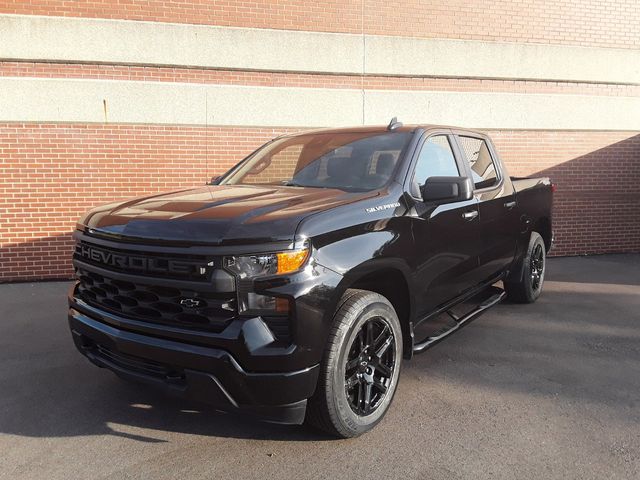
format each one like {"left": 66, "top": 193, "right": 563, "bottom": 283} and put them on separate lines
{"left": 505, "top": 231, "right": 546, "bottom": 303}
{"left": 305, "top": 289, "right": 403, "bottom": 438}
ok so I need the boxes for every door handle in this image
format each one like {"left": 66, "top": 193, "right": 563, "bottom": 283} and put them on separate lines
{"left": 504, "top": 200, "right": 516, "bottom": 209}
{"left": 462, "top": 210, "right": 479, "bottom": 221}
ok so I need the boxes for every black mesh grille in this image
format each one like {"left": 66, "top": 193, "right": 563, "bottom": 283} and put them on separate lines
{"left": 76, "top": 266, "right": 236, "bottom": 332}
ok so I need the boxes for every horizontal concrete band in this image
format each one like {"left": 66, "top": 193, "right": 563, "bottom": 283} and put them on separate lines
{"left": 2, "top": 77, "right": 640, "bottom": 130}
{"left": 1, "top": 14, "right": 640, "bottom": 85}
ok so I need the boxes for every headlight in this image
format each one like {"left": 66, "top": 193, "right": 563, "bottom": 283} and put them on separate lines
{"left": 225, "top": 247, "right": 309, "bottom": 279}
{"left": 224, "top": 244, "right": 310, "bottom": 316}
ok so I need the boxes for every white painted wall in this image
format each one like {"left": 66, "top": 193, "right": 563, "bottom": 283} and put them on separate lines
{"left": 2, "top": 77, "right": 640, "bottom": 130}
{"left": 1, "top": 14, "right": 639, "bottom": 85}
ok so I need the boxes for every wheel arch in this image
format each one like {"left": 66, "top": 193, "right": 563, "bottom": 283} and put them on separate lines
{"left": 329, "top": 258, "right": 415, "bottom": 360}
{"left": 535, "top": 216, "right": 553, "bottom": 252}
{"left": 506, "top": 227, "right": 548, "bottom": 284}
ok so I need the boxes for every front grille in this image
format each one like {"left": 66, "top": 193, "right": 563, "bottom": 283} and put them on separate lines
{"left": 74, "top": 240, "right": 212, "bottom": 282}
{"left": 75, "top": 266, "right": 237, "bottom": 332}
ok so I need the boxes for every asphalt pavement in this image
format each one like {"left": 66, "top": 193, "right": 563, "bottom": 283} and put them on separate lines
{"left": 1, "top": 255, "right": 639, "bottom": 479}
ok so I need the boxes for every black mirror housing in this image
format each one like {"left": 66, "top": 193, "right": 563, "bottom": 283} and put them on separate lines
{"left": 420, "top": 176, "right": 473, "bottom": 204}
{"left": 209, "top": 175, "right": 221, "bottom": 185}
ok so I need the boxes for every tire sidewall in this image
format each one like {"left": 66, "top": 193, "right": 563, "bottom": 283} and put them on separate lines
{"left": 328, "top": 297, "right": 402, "bottom": 436}
{"left": 523, "top": 233, "right": 546, "bottom": 302}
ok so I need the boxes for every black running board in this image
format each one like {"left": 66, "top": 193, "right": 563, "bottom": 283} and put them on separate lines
{"left": 412, "top": 286, "right": 506, "bottom": 354}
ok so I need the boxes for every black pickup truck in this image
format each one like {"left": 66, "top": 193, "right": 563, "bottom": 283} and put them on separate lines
{"left": 68, "top": 120, "right": 553, "bottom": 437}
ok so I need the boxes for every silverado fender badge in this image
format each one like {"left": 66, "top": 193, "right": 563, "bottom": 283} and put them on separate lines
{"left": 365, "top": 202, "right": 401, "bottom": 214}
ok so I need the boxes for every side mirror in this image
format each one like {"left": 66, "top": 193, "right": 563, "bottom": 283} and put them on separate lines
{"left": 209, "top": 175, "right": 221, "bottom": 185}
{"left": 420, "top": 176, "right": 473, "bottom": 204}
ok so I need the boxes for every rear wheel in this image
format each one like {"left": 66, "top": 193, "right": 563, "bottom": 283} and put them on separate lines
{"left": 505, "top": 231, "right": 546, "bottom": 303}
{"left": 305, "top": 289, "right": 402, "bottom": 438}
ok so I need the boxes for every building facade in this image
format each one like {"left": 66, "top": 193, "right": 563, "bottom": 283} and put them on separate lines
{"left": 1, "top": 1, "right": 639, "bottom": 281}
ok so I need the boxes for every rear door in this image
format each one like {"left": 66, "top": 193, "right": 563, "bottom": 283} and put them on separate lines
{"left": 406, "top": 131, "right": 483, "bottom": 316}
{"left": 453, "top": 133, "right": 519, "bottom": 281}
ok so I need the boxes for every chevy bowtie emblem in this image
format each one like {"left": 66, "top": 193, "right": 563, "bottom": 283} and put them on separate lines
{"left": 180, "top": 298, "right": 202, "bottom": 308}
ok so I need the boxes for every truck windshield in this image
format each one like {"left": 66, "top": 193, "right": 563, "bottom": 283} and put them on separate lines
{"left": 220, "top": 131, "right": 413, "bottom": 192}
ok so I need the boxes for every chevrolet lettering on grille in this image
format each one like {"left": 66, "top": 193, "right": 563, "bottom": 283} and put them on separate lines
{"left": 76, "top": 244, "right": 207, "bottom": 276}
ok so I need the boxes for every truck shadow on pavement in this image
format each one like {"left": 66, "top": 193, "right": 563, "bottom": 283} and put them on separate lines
{"left": 1, "top": 357, "right": 338, "bottom": 443}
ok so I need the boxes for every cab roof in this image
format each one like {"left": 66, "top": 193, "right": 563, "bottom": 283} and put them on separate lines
{"left": 280, "top": 124, "right": 486, "bottom": 137}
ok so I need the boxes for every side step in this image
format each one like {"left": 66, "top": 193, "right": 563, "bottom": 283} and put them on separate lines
{"left": 412, "top": 286, "right": 506, "bottom": 354}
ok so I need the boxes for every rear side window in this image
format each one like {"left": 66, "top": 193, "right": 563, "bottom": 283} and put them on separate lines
{"left": 412, "top": 135, "right": 459, "bottom": 193}
{"left": 457, "top": 136, "right": 498, "bottom": 189}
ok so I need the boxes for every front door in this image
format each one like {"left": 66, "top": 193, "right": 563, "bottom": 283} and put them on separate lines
{"left": 407, "top": 132, "right": 483, "bottom": 317}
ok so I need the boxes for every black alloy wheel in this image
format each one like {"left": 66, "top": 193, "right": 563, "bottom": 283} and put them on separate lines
{"left": 530, "top": 242, "right": 545, "bottom": 291}
{"left": 305, "top": 289, "right": 403, "bottom": 438}
{"left": 504, "top": 231, "right": 546, "bottom": 303}
{"left": 344, "top": 317, "right": 396, "bottom": 416}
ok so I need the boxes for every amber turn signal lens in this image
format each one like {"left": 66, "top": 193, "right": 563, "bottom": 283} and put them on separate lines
{"left": 276, "top": 248, "right": 309, "bottom": 274}
{"left": 275, "top": 297, "right": 290, "bottom": 313}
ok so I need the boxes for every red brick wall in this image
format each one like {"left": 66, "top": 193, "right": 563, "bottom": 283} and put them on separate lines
{"left": 2, "top": 124, "right": 638, "bottom": 282}
{"left": 1, "top": 0, "right": 639, "bottom": 48}
{"left": 0, "top": 124, "right": 288, "bottom": 281}
{"left": 491, "top": 131, "right": 640, "bottom": 256}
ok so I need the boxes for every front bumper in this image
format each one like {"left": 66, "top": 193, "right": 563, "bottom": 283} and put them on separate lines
{"left": 69, "top": 302, "right": 320, "bottom": 425}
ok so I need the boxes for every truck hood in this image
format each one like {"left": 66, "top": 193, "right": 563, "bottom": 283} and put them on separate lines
{"left": 79, "top": 184, "right": 375, "bottom": 245}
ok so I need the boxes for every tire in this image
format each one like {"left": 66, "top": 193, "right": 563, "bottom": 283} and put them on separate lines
{"left": 305, "top": 289, "right": 403, "bottom": 438}
{"left": 505, "top": 231, "right": 546, "bottom": 303}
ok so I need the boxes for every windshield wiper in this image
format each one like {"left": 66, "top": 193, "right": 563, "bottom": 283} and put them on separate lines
{"left": 280, "top": 181, "right": 336, "bottom": 189}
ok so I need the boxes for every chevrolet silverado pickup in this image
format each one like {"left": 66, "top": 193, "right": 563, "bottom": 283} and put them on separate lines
{"left": 68, "top": 119, "right": 553, "bottom": 438}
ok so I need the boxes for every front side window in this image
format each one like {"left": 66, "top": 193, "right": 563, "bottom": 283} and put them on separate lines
{"left": 457, "top": 136, "right": 498, "bottom": 189}
{"left": 412, "top": 135, "right": 459, "bottom": 195}
{"left": 221, "top": 132, "right": 413, "bottom": 192}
